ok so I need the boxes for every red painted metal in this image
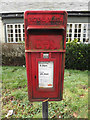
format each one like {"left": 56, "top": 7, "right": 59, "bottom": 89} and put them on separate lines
{"left": 24, "top": 11, "right": 67, "bottom": 101}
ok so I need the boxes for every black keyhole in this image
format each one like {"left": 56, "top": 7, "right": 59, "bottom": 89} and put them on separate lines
{"left": 35, "top": 75, "right": 36, "bottom": 79}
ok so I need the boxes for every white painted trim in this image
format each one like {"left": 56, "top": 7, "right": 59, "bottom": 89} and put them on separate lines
{"left": 6, "top": 24, "right": 8, "bottom": 43}
{"left": 6, "top": 23, "right": 89, "bottom": 43}
{"left": 13, "top": 24, "right": 15, "bottom": 43}
{"left": 21, "top": 24, "right": 23, "bottom": 42}
{"left": 72, "top": 23, "right": 74, "bottom": 41}
{"left": 67, "top": 23, "right": 88, "bottom": 43}
{"left": 81, "top": 24, "right": 84, "bottom": 43}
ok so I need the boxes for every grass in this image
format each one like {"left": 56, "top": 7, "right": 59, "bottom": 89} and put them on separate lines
{"left": 1, "top": 66, "right": 88, "bottom": 119}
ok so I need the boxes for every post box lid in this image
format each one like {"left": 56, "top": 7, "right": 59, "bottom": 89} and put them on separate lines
{"left": 24, "top": 11, "right": 67, "bottom": 28}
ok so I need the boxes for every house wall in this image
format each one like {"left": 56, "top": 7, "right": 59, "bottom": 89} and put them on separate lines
{"left": 2, "top": 18, "right": 24, "bottom": 43}
{"left": 67, "top": 17, "right": 88, "bottom": 23}
{"left": 2, "top": 18, "right": 24, "bottom": 24}
{"left": 1, "top": 15, "right": 89, "bottom": 43}
{"left": 0, "top": 17, "right": 5, "bottom": 43}
{"left": 2, "top": 16, "right": 88, "bottom": 24}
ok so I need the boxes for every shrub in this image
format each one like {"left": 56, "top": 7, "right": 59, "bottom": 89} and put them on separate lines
{"left": 65, "top": 41, "right": 89, "bottom": 70}
{"left": 2, "top": 42, "right": 89, "bottom": 70}
{"left": 2, "top": 43, "right": 25, "bottom": 66}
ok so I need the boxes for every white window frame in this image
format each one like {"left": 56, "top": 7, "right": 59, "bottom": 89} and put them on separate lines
{"left": 6, "top": 23, "right": 25, "bottom": 43}
{"left": 6, "top": 23, "right": 89, "bottom": 43}
{"left": 67, "top": 23, "right": 89, "bottom": 43}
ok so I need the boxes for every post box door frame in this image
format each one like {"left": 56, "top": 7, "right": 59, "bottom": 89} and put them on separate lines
{"left": 32, "top": 53, "right": 59, "bottom": 99}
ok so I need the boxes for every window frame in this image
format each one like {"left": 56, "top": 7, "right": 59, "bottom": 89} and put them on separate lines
{"left": 66, "top": 23, "right": 88, "bottom": 43}
{"left": 6, "top": 23, "right": 25, "bottom": 43}
{"left": 6, "top": 23, "right": 88, "bottom": 43}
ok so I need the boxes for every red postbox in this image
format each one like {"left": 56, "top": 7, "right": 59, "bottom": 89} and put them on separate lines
{"left": 24, "top": 11, "right": 67, "bottom": 101}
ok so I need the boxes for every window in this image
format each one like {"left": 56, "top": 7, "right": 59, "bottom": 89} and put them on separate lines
{"left": 6, "top": 24, "right": 25, "bottom": 43}
{"left": 6, "top": 23, "right": 89, "bottom": 43}
{"left": 67, "top": 23, "right": 89, "bottom": 43}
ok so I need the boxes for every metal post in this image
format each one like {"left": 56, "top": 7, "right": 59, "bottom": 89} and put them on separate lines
{"left": 42, "top": 101, "right": 48, "bottom": 119}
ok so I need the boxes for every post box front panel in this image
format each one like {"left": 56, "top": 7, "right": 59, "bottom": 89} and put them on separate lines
{"left": 26, "top": 52, "right": 64, "bottom": 101}
{"left": 24, "top": 11, "right": 67, "bottom": 101}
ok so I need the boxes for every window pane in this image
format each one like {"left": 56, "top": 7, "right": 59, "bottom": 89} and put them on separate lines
{"left": 83, "top": 34, "right": 86, "bottom": 37}
{"left": 74, "top": 34, "right": 77, "bottom": 37}
{"left": 78, "top": 29, "right": 81, "bottom": 33}
{"left": 79, "top": 24, "right": 81, "bottom": 28}
{"left": 74, "top": 29, "right": 77, "bottom": 33}
{"left": 11, "top": 38, "right": 13, "bottom": 42}
{"left": 78, "top": 34, "right": 81, "bottom": 37}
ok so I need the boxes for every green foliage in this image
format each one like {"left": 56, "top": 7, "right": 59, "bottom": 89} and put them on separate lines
{"left": 2, "top": 42, "right": 89, "bottom": 70}
{"left": 65, "top": 41, "right": 89, "bottom": 70}
{"left": 2, "top": 43, "right": 25, "bottom": 66}
{"left": 2, "top": 66, "right": 88, "bottom": 119}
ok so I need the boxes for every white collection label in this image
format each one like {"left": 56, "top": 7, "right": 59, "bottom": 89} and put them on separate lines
{"left": 38, "top": 61, "right": 53, "bottom": 88}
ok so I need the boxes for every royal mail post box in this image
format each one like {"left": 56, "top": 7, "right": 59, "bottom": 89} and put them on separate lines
{"left": 24, "top": 11, "right": 67, "bottom": 101}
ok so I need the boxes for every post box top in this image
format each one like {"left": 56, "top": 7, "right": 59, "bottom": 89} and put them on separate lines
{"left": 24, "top": 10, "right": 67, "bottom": 14}
{"left": 24, "top": 11, "right": 68, "bottom": 28}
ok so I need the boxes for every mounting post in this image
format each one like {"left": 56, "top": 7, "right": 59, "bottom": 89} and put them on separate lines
{"left": 42, "top": 100, "right": 48, "bottom": 119}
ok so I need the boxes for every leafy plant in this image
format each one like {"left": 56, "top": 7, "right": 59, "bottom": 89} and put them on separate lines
{"left": 65, "top": 41, "right": 89, "bottom": 70}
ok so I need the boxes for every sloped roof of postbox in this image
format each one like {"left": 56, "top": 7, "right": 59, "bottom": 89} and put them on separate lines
{"left": 0, "top": 0, "right": 89, "bottom": 13}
